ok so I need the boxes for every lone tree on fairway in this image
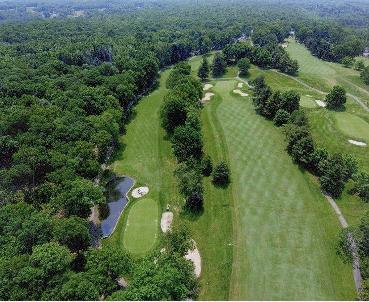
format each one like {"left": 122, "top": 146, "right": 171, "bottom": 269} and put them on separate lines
{"left": 325, "top": 85, "right": 346, "bottom": 109}
{"left": 212, "top": 161, "right": 230, "bottom": 186}
{"left": 212, "top": 53, "right": 227, "bottom": 77}
{"left": 237, "top": 57, "right": 251, "bottom": 76}
{"left": 198, "top": 56, "right": 210, "bottom": 80}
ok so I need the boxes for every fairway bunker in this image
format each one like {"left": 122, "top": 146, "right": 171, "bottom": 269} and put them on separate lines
{"left": 201, "top": 92, "right": 214, "bottom": 103}
{"left": 315, "top": 100, "right": 327, "bottom": 107}
{"left": 233, "top": 89, "right": 248, "bottom": 97}
{"left": 185, "top": 240, "right": 201, "bottom": 278}
{"left": 132, "top": 186, "right": 149, "bottom": 198}
{"left": 203, "top": 83, "right": 213, "bottom": 91}
{"left": 160, "top": 211, "right": 173, "bottom": 233}
{"left": 237, "top": 82, "right": 244, "bottom": 88}
{"left": 348, "top": 139, "right": 367, "bottom": 146}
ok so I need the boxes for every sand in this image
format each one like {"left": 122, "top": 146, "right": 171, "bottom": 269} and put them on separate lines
{"left": 348, "top": 139, "right": 367, "bottom": 146}
{"left": 315, "top": 100, "right": 327, "bottom": 107}
{"left": 160, "top": 211, "right": 174, "bottom": 233}
{"left": 131, "top": 186, "right": 149, "bottom": 198}
{"left": 185, "top": 240, "right": 201, "bottom": 278}
{"left": 237, "top": 82, "right": 244, "bottom": 88}
{"left": 201, "top": 92, "right": 214, "bottom": 103}
{"left": 233, "top": 89, "right": 248, "bottom": 97}
{"left": 203, "top": 84, "right": 213, "bottom": 91}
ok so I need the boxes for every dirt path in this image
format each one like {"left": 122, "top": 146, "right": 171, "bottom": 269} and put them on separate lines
{"left": 272, "top": 70, "right": 369, "bottom": 113}
{"left": 324, "top": 193, "right": 362, "bottom": 295}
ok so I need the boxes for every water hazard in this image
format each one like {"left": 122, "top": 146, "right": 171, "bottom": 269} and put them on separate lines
{"left": 100, "top": 176, "right": 134, "bottom": 238}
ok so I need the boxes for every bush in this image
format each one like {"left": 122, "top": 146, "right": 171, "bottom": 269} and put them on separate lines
{"left": 237, "top": 58, "right": 251, "bottom": 76}
{"left": 325, "top": 85, "right": 346, "bottom": 109}
{"left": 212, "top": 161, "right": 230, "bottom": 186}
{"left": 351, "top": 172, "right": 369, "bottom": 202}
{"left": 273, "top": 109, "right": 290, "bottom": 126}
{"left": 201, "top": 155, "right": 213, "bottom": 176}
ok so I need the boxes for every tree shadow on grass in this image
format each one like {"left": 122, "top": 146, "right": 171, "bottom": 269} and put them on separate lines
{"left": 212, "top": 180, "right": 231, "bottom": 189}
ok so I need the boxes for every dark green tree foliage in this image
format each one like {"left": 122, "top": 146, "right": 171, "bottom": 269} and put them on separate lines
{"left": 53, "top": 216, "right": 91, "bottom": 252}
{"left": 59, "top": 273, "right": 99, "bottom": 301}
{"left": 166, "top": 62, "right": 191, "bottom": 89}
{"left": 361, "top": 67, "right": 369, "bottom": 85}
{"left": 164, "top": 224, "right": 194, "bottom": 256}
{"left": 237, "top": 57, "right": 251, "bottom": 76}
{"left": 160, "top": 95, "right": 188, "bottom": 134}
{"left": 51, "top": 178, "right": 105, "bottom": 218}
{"left": 285, "top": 125, "right": 315, "bottom": 166}
{"left": 274, "top": 109, "right": 290, "bottom": 126}
{"left": 172, "top": 125, "right": 203, "bottom": 162}
{"left": 201, "top": 155, "right": 213, "bottom": 176}
{"left": 350, "top": 172, "right": 369, "bottom": 202}
{"left": 223, "top": 42, "right": 253, "bottom": 65}
{"left": 212, "top": 53, "right": 227, "bottom": 77}
{"left": 341, "top": 56, "right": 354, "bottom": 68}
{"left": 325, "top": 85, "right": 346, "bottom": 109}
{"left": 251, "top": 76, "right": 272, "bottom": 114}
{"left": 212, "top": 162, "right": 231, "bottom": 186}
{"left": 319, "top": 153, "right": 358, "bottom": 197}
{"left": 198, "top": 56, "right": 210, "bottom": 80}
{"left": 109, "top": 252, "right": 198, "bottom": 301}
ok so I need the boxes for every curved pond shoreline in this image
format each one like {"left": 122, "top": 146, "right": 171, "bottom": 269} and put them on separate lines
{"left": 101, "top": 176, "right": 135, "bottom": 238}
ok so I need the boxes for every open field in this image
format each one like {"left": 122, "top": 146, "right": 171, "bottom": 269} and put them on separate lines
{"left": 205, "top": 79, "right": 355, "bottom": 300}
{"left": 105, "top": 55, "right": 233, "bottom": 300}
{"left": 123, "top": 198, "right": 159, "bottom": 254}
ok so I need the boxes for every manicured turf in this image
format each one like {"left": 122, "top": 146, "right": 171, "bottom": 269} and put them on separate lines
{"left": 300, "top": 95, "right": 318, "bottom": 108}
{"left": 208, "top": 80, "right": 355, "bottom": 300}
{"left": 123, "top": 198, "right": 159, "bottom": 254}
{"left": 334, "top": 112, "right": 369, "bottom": 142}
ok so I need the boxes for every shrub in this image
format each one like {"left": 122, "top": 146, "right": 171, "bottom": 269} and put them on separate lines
{"left": 201, "top": 155, "right": 213, "bottom": 176}
{"left": 325, "top": 85, "right": 346, "bottom": 109}
{"left": 212, "top": 161, "right": 230, "bottom": 186}
{"left": 273, "top": 109, "right": 290, "bottom": 126}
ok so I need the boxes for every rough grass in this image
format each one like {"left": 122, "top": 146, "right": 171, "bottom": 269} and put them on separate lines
{"left": 210, "top": 80, "right": 355, "bottom": 300}
{"left": 123, "top": 198, "right": 159, "bottom": 254}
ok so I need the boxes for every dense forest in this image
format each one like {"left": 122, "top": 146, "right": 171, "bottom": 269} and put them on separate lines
{"left": 0, "top": 0, "right": 368, "bottom": 300}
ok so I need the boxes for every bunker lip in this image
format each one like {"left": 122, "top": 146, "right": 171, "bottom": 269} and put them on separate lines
{"left": 233, "top": 89, "right": 248, "bottom": 97}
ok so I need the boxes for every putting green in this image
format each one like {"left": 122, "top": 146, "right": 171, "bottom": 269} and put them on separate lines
{"left": 334, "top": 112, "right": 369, "bottom": 142}
{"left": 123, "top": 198, "right": 159, "bottom": 254}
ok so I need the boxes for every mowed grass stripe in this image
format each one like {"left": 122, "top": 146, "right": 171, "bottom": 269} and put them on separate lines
{"left": 210, "top": 80, "right": 355, "bottom": 300}
{"left": 123, "top": 198, "right": 159, "bottom": 254}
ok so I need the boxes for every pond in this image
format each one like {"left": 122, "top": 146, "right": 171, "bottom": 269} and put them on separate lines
{"left": 100, "top": 176, "right": 134, "bottom": 238}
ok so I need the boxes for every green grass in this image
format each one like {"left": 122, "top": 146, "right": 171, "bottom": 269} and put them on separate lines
{"left": 334, "top": 112, "right": 369, "bottom": 142}
{"left": 123, "top": 198, "right": 159, "bottom": 254}
{"left": 208, "top": 80, "right": 355, "bottom": 300}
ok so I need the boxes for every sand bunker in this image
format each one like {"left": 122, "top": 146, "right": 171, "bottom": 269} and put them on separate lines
{"left": 315, "top": 100, "right": 327, "bottom": 107}
{"left": 237, "top": 82, "right": 244, "bottom": 88}
{"left": 201, "top": 92, "right": 214, "bottom": 103}
{"left": 131, "top": 186, "right": 149, "bottom": 198}
{"left": 348, "top": 139, "right": 367, "bottom": 146}
{"left": 203, "top": 84, "right": 213, "bottom": 91}
{"left": 281, "top": 43, "right": 288, "bottom": 48}
{"left": 160, "top": 211, "right": 173, "bottom": 233}
{"left": 185, "top": 240, "right": 201, "bottom": 278}
{"left": 233, "top": 89, "right": 248, "bottom": 97}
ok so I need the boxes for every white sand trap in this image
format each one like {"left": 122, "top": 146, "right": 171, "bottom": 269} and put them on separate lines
{"left": 131, "top": 186, "right": 149, "bottom": 198}
{"left": 315, "top": 100, "right": 327, "bottom": 107}
{"left": 201, "top": 92, "right": 214, "bottom": 103}
{"left": 237, "top": 82, "right": 244, "bottom": 88}
{"left": 348, "top": 139, "right": 367, "bottom": 146}
{"left": 160, "top": 211, "right": 173, "bottom": 233}
{"left": 281, "top": 43, "right": 288, "bottom": 48}
{"left": 203, "top": 84, "right": 213, "bottom": 91}
{"left": 233, "top": 89, "right": 248, "bottom": 97}
{"left": 305, "top": 94, "right": 312, "bottom": 97}
{"left": 185, "top": 240, "right": 201, "bottom": 278}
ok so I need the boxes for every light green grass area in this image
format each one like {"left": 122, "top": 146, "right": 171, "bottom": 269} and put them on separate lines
{"left": 105, "top": 55, "right": 233, "bottom": 300}
{"left": 300, "top": 95, "right": 318, "bottom": 108}
{"left": 208, "top": 80, "right": 355, "bottom": 300}
{"left": 123, "top": 198, "right": 159, "bottom": 254}
{"left": 287, "top": 38, "right": 369, "bottom": 109}
{"left": 334, "top": 112, "right": 369, "bottom": 142}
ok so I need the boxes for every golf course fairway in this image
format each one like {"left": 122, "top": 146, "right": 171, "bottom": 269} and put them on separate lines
{"left": 203, "top": 80, "right": 355, "bottom": 300}
{"left": 123, "top": 198, "right": 159, "bottom": 254}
